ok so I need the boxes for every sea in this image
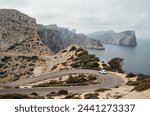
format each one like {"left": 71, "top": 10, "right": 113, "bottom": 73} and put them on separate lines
{"left": 87, "top": 39, "right": 150, "bottom": 75}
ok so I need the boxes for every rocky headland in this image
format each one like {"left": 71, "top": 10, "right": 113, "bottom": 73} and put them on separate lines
{"left": 88, "top": 30, "right": 137, "bottom": 46}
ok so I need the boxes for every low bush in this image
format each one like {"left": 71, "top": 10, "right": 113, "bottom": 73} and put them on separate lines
{"left": 30, "top": 92, "right": 38, "bottom": 96}
{"left": 51, "top": 65, "right": 57, "bottom": 70}
{"left": 84, "top": 93, "right": 99, "bottom": 99}
{"left": 95, "top": 88, "right": 111, "bottom": 92}
{"left": 126, "top": 73, "right": 137, "bottom": 78}
{"left": 108, "top": 58, "right": 124, "bottom": 73}
{"left": 0, "top": 93, "right": 30, "bottom": 99}
{"left": 69, "top": 46, "right": 77, "bottom": 52}
{"left": 1, "top": 56, "right": 11, "bottom": 62}
{"left": 126, "top": 81, "right": 140, "bottom": 86}
{"left": 66, "top": 75, "right": 86, "bottom": 84}
{"left": 64, "top": 94, "right": 80, "bottom": 99}
{"left": 58, "top": 89, "right": 68, "bottom": 95}
{"left": 87, "top": 75, "right": 97, "bottom": 81}
{"left": 132, "top": 81, "right": 150, "bottom": 92}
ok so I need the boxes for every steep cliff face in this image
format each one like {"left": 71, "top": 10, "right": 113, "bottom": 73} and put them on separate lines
{"left": 37, "top": 24, "right": 104, "bottom": 53}
{"left": 88, "top": 30, "right": 137, "bottom": 46}
{"left": 0, "top": 9, "right": 51, "bottom": 55}
{"left": 114, "top": 31, "right": 137, "bottom": 46}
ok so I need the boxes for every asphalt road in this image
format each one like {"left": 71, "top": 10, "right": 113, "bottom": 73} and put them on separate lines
{"left": 0, "top": 69, "right": 124, "bottom": 95}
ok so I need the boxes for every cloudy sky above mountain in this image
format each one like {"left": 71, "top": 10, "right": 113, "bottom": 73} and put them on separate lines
{"left": 0, "top": 0, "right": 150, "bottom": 38}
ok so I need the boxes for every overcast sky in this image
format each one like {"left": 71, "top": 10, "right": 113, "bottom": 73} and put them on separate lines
{"left": 0, "top": 0, "right": 150, "bottom": 38}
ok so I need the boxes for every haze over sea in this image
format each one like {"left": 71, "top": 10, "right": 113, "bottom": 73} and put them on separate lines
{"left": 87, "top": 39, "right": 150, "bottom": 75}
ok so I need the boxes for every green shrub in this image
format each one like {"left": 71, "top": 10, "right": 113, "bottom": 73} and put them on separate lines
{"left": 84, "top": 93, "right": 99, "bottom": 99}
{"left": 61, "top": 49, "right": 67, "bottom": 53}
{"left": 76, "top": 47, "right": 84, "bottom": 52}
{"left": 58, "top": 89, "right": 68, "bottom": 95}
{"left": 1, "top": 56, "right": 11, "bottom": 62}
{"left": 64, "top": 94, "right": 80, "bottom": 99}
{"left": 87, "top": 75, "right": 97, "bottom": 81}
{"left": 0, "top": 93, "right": 30, "bottom": 99}
{"left": 30, "top": 92, "right": 38, "bottom": 96}
{"left": 126, "top": 73, "right": 137, "bottom": 78}
{"left": 108, "top": 58, "right": 124, "bottom": 73}
{"left": 133, "top": 81, "right": 150, "bottom": 92}
{"left": 95, "top": 88, "right": 111, "bottom": 92}
{"left": 126, "top": 81, "right": 140, "bottom": 86}
{"left": 69, "top": 46, "right": 77, "bottom": 52}
{"left": 51, "top": 65, "right": 57, "bottom": 70}
{"left": 66, "top": 75, "right": 86, "bottom": 84}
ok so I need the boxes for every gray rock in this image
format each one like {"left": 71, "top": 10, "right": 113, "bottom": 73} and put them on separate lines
{"left": 88, "top": 30, "right": 137, "bottom": 46}
{"left": 0, "top": 9, "right": 36, "bottom": 51}
{"left": 37, "top": 24, "right": 104, "bottom": 53}
{"left": 0, "top": 9, "right": 51, "bottom": 55}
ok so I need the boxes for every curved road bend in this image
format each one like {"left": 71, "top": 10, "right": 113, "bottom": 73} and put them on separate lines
{"left": 0, "top": 69, "right": 124, "bottom": 95}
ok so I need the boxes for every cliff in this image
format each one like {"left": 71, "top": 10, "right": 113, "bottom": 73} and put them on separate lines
{"left": 37, "top": 24, "right": 104, "bottom": 53}
{"left": 0, "top": 9, "right": 52, "bottom": 55}
{"left": 88, "top": 30, "right": 137, "bottom": 46}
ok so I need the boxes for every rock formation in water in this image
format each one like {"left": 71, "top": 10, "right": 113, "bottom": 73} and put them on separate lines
{"left": 88, "top": 30, "right": 137, "bottom": 46}
{"left": 37, "top": 24, "right": 104, "bottom": 53}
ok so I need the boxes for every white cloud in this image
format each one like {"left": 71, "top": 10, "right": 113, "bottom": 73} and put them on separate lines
{"left": 0, "top": 0, "right": 150, "bottom": 38}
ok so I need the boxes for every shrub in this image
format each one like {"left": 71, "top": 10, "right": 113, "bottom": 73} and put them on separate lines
{"left": 126, "top": 81, "right": 140, "bottom": 86}
{"left": 76, "top": 47, "right": 84, "bottom": 52}
{"left": 95, "top": 88, "right": 111, "bottom": 92}
{"left": 0, "top": 71, "right": 7, "bottom": 78}
{"left": 51, "top": 65, "right": 57, "bottom": 70}
{"left": 0, "top": 93, "right": 30, "bottom": 99}
{"left": 58, "top": 89, "right": 68, "bottom": 95}
{"left": 30, "top": 92, "right": 38, "bottom": 96}
{"left": 133, "top": 81, "right": 150, "bottom": 92}
{"left": 46, "top": 92, "right": 58, "bottom": 97}
{"left": 84, "top": 93, "right": 99, "bottom": 99}
{"left": 126, "top": 73, "right": 136, "bottom": 78}
{"left": 69, "top": 46, "right": 77, "bottom": 52}
{"left": 108, "top": 58, "right": 124, "bottom": 73}
{"left": 64, "top": 94, "right": 80, "bottom": 99}
{"left": 87, "top": 75, "right": 97, "bottom": 81}
{"left": 0, "top": 63, "right": 3, "bottom": 68}
{"left": 66, "top": 75, "right": 86, "bottom": 84}
{"left": 61, "top": 49, "right": 67, "bottom": 53}
{"left": 1, "top": 56, "right": 11, "bottom": 62}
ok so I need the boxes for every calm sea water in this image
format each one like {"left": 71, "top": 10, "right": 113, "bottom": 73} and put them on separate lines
{"left": 87, "top": 39, "right": 150, "bottom": 75}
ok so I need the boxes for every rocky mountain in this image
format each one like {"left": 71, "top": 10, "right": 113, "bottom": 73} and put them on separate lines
{"left": 37, "top": 24, "right": 104, "bottom": 53}
{"left": 88, "top": 30, "right": 137, "bottom": 46}
{"left": 0, "top": 9, "right": 52, "bottom": 55}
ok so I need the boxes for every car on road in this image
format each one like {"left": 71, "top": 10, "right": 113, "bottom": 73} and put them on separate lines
{"left": 99, "top": 69, "right": 108, "bottom": 74}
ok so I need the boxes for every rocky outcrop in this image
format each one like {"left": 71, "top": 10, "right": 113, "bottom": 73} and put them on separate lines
{"left": 0, "top": 9, "right": 51, "bottom": 55}
{"left": 37, "top": 24, "right": 104, "bottom": 53}
{"left": 88, "top": 30, "right": 137, "bottom": 46}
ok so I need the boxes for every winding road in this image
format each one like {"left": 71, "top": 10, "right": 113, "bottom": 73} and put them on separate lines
{"left": 0, "top": 69, "right": 124, "bottom": 95}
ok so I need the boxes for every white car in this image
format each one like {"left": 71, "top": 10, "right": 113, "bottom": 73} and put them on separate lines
{"left": 99, "top": 69, "right": 108, "bottom": 74}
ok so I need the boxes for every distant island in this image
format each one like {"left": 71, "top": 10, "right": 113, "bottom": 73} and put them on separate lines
{"left": 88, "top": 30, "right": 137, "bottom": 46}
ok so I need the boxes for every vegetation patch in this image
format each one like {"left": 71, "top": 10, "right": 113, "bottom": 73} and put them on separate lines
{"left": 126, "top": 73, "right": 137, "bottom": 78}
{"left": 107, "top": 58, "right": 124, "bottom": 73}
{"left": 95, "top": 88, "right": 111, "bottom": 92}
{"left": 126, "top": 75, "right": 150, "bottom": 91}
{"left": 71, "top": 51, "right": 100, "bottom": 69}
{"left": 84, "top": 93, "right": 99, "bottom": 99}
{"left": 33, "top": 74, "right": 98, "bottom": 87}
{"left": 64, "top": 94, "right": 80, "bottom": 99}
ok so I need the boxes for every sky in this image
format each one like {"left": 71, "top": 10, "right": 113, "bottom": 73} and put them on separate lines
{"left": 0, "top": 0, "right": 150, "bottom": 38}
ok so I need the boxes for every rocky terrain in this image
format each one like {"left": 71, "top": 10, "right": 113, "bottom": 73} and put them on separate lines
{"left": 0, "top": 9, "right": 51, "bottom": 55}
{"left": 37, "top": 24, "right": 104, "bottom": 53}
{"left": 88, "top": 30, "right": 137, "bottom": 46}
